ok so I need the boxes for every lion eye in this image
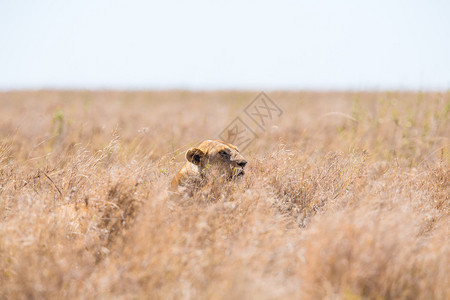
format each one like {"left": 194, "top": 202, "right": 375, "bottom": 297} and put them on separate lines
{"left": 219, "top": 150, "right": 230, "bottom": 158}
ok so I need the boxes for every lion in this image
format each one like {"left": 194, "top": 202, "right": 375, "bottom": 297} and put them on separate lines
{"left": 170, "top": 140, "right": 248, "bottom": 196}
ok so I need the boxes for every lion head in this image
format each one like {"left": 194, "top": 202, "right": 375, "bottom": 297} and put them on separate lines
{"left": 170, "top": 140, "right": 248, "bottom": 195}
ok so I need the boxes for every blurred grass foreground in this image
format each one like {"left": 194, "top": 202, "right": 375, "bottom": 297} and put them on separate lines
{"left": 0, "top": 90, "right": 449, "bottom": 299}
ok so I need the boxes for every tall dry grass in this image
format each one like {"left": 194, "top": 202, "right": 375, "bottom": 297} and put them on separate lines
{"left": 0, "top": 90, "right": 448, "bottom": 299}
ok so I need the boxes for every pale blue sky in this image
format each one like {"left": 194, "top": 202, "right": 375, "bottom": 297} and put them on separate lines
{"left": 1, "top": 0, "right": 449, "bottom": 90}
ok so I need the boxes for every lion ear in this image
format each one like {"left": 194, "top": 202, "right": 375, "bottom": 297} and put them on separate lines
{"left": 186, "top": 148, "right": 205, "bottom": 165}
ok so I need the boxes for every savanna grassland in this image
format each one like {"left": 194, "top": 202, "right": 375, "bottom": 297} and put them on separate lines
{"left": 0, "top": 91, "right": 449, "bottom": 299}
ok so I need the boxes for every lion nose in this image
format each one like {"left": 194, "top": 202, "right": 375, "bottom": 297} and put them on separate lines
{"left": 237, "top": 160, "right": 247, "bottom": 168}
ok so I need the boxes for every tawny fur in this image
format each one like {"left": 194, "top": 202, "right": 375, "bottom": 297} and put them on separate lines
{"left": 170, "top": 140, "right": 247, "bottom": 196}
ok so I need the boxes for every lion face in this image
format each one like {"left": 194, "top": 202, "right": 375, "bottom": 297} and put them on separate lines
{"left": 185, "top": 140, "right": 247, "bottom": 180}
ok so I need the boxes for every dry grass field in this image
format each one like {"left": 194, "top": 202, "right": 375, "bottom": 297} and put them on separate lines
{"left": 0, "top": 90, "right": 449, "bottom": 299}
